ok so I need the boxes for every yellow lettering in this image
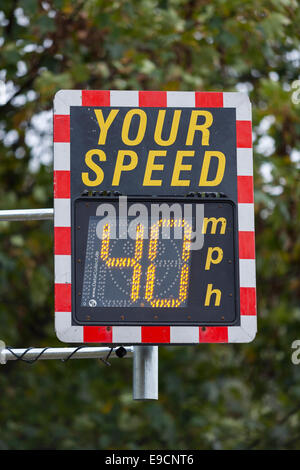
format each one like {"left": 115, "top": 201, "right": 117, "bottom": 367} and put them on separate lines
{"left": 121, "top": 109, "right": 147, "bottom": 145}
{"left": 154, "top": 109, "right": 181, "bottom": 146}
{"left": 186, "top": 110, "right": 213, "bottom": 146}
{"left": 94, "top": 109, "right": 119, "bottom": 145}
{"left": 143, "top": 150, "right": 166, "bottom": 186}
{"left": 199, "top": 150, "right": 226, "bottom": 186}
{"left": 202, "top": 217, "right": 227, "bottom": 234}
{"left": 171, "top": 150, "right": 194, "bottom": 186}
{"left": 112, "top": 150, "right": 138, "bottom": 186}
{"left": 204, "top": 283, "right": 221, "bottom": 306}
{"left": 205, "top": 247, "right": 223, "bottom": 270}
{"left": 81, "top": 149, "right": 106, "bottom": 186}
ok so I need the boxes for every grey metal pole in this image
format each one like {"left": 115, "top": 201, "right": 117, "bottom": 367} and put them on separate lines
{"left": 0, "top": 208, "right": 54, "bottom": 221}
{"left": 133, "top": 346, "right": 158, "bottom": 400}
{"left": 0, "top": 345, "right": 133, "bottom": 364}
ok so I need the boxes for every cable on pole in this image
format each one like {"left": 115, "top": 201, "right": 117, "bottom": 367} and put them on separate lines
{"left": 0, "top": 344, "right": 133, "bottom": 364}
{"left": 60, "top": 346, "right": 89, "bottom": 363}
{"left": 5, "top": 346, "right": 49, "bottom": 364}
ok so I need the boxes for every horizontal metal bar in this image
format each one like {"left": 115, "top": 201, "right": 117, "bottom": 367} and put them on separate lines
{"left": 0, "top": 208, "right": 54, "bottom": 221}
{"left": 0, "top": 345, "right": 133, "bottom": 364}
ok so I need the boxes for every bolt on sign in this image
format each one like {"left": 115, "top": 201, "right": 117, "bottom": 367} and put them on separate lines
{"left": 53, "top": 90, "right": 257, "bottom": 345}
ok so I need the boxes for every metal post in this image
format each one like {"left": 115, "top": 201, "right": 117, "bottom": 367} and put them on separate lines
{"left": 133, "top": 346, "right": 158, "bottom": 400}
{"left": 0, "top": 208, "right": 54, "bottom": 221}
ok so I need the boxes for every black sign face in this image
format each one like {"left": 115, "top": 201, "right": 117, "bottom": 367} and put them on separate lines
{"left": 70, "top": 106, "right": 237, "bottom": 201}
{"left": 73, "top": 196, "right": 240, "bottom": 326}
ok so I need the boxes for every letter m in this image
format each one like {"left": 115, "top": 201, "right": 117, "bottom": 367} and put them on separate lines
{"left": 202, "top": 217, "right": 226, "bottom": 234}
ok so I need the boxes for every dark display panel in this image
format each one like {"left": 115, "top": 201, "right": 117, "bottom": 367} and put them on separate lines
{"left": 73, "top": 197, "right": 240, "bottom": 326}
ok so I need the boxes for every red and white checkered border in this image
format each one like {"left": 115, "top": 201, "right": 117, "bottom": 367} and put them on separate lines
{"left": 53, "top": 90, "right": 256, "bottom": 344}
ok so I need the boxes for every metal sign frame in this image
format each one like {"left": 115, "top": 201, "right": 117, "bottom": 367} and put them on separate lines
{"left": 53, "top": 90, "right": 256, "bottom": 345}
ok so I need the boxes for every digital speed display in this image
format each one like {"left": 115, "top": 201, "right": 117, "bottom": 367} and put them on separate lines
{"left": 73, "top": 196, "right": 240, "bottom": 326}
{"left": 81, "top": 216, "right": 192, "bottom": 309}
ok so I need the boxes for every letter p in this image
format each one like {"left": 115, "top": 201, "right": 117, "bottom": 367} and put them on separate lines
{"left": 205, "top": 247, "right": 223, "bottom": 270}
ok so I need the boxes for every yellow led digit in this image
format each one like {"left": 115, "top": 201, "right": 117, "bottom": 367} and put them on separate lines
{"left": 100, "top": 223, "right": 144, "bottom": 302}
{"left": 131, "top": 224, "right": 144, "bottom": 302}
{"left": 148, "top": 222, "right": 159, "bottom": 261}
{"left": 100, "top": 223, "right": 110, "bottom": 261}
{"left": 145, "top": 218, "right": 192, "bottom": 308}
{"left": 100, "top": 219, "right": 191, "bottom": 307}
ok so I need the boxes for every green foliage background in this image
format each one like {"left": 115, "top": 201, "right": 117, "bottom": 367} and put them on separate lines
{"left": 0, "top": 0, "right": 300, "bottom": 450}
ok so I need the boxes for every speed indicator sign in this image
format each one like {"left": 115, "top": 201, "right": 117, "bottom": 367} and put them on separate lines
{"left": 53, "top": 90, "right": 256, "bottom": 345}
